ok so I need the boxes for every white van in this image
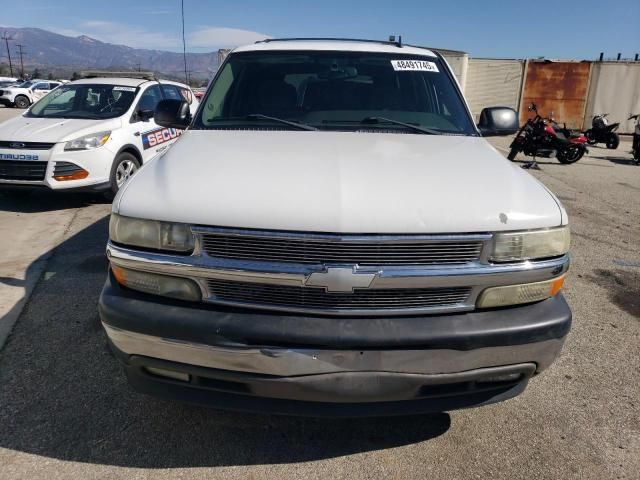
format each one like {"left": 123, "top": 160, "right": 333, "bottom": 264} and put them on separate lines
{"left": 0, "top": 77, "right": 198, "bottom": 194}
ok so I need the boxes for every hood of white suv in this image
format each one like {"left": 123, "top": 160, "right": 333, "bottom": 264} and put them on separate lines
{"left": 116, "top": 130, "right": 565, "bottom": 233}
{"left": 0, "top": 114, "right": 122, "bottom": 143}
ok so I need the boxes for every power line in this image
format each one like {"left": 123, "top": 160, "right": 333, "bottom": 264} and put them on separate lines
{"left": 1, "top": 32, "right": 14, "bottom": 77}
{"left": 16, "top": 44, "right": 25, "bottom": 78}
{"left": 181, "top": 0, "right": 188, "bottom": 84}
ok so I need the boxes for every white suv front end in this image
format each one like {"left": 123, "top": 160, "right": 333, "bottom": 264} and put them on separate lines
{"left": 0, "top": 77, "right": 198, "bottom": 194}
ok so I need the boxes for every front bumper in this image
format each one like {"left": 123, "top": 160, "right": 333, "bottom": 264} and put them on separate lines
{"left": 99, "top": 274, "right": 571, "bottom": 416}
{"left": 0, "top": 143, "right": 115, "bottom": 191}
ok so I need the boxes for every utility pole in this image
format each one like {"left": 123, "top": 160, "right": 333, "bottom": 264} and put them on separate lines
{"left": 1, "top": 32, "right": 14, "bottom": 77}
{"left": 135, "top": 62, "right": 141, "bottom": 72}
{"left": 16, "top": 44, "right": 25, "bottom": 78}
{"left": 181, "top": 0, "right": 188, "bottom": 84}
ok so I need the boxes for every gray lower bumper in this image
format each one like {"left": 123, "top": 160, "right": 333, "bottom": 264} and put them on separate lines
{"left": 104, "top": 323, "right": 566, "bottom": 377}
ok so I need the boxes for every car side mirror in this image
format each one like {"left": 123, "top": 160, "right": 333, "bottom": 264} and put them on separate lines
{"left": 155, "top": 99, "right": 191, "bottom": 129}
{"left": 137, "top": 109, "right": 155, "bottom": 122}
{"left": 477, "top": 107, "right": 519, "bottom": 136}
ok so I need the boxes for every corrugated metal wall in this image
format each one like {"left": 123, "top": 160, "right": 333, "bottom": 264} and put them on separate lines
{"left": 465, "top": 59, "right": 524, "bottom": 121}
{"left": 584, "top": 62, "right": 640, "bottom": 134}
{"left": 520, "top": 61, "right": 591, "bottom": 129}
{"left": 436, "top": 50, "right": 469, "bottom": 92}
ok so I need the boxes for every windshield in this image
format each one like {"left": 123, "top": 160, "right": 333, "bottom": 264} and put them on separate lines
{"left": 196, "top": 50, "right": 475, "bottom": 135}
{"left": 28, "top": 83, "right": 137, "bottom": 119}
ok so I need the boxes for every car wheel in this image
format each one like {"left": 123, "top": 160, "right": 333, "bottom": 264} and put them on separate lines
{"left": 605, "top": 132, "right": 619, "bottom": 149}
{"left": 14, "top": 95, "right": 30, "bottom": 109}
{"left": 109, "top": 152, "right": 140, "bottom": 196}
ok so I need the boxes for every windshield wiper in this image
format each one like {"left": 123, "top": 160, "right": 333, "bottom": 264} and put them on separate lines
{"left": 360, "top": 116, "right": 440, "bottom": 135}
{"left": 246, "top": 114, "right": 318, "bottom": 131}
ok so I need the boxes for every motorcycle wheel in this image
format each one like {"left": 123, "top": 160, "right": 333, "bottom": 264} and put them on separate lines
{"left": 507, "top": 146, "right": 519, "bottom": 161}
{"left": 585, "top": 130, "right": 597, "bottom": 145}
{"left": 606, "top": 132, "right": 620, "bottom": 149}
{"left": 557, "top": 145, "right": 584, "bottom": 164}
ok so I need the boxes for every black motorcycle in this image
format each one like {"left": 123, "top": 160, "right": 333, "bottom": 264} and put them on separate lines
{"left": 508, "top": 104, "right": 587, "bottom": 166}
{"left": 630, "top": 114, "right": 640, "bottom": 165}
{"left": 584, "top": 113, "right": 620, "bottom": 149}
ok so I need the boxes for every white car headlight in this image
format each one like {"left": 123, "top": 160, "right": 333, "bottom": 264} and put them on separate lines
{"left": 109, "top": 214, "right": 195, "bottom": 253}
{"left": 490, "top": 226, "right": 570, "bottom": 262}
{"left": 64, "top": 131, "right": 111, "bottom": 151}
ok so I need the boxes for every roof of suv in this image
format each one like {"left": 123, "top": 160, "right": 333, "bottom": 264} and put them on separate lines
{"left": 69, "top": 77, "right": 190, "bottom": 88}
{"left": 234, "top": 39, "right": 437, "bottom": 57}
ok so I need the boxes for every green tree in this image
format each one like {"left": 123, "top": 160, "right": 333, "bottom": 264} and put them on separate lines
{"left": 32, "top": 68, "right": 41, "bottom": 79}
{"left": 71, "top": 71, "right": 80, "bottom": 81}
{"left": 47, "top": 72, "right": 54, "bottom": 80}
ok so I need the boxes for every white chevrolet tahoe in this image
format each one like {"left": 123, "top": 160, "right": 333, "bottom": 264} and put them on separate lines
{"left": 100, "top": 39, "right": 571, "bottom": 416}
{"left": 0, "top": 77, "right": 198, "bottom": 194}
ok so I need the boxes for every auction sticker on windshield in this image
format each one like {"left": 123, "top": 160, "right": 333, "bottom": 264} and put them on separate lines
{"left": 391, "top": 60, "right": 439, "bottom": 72}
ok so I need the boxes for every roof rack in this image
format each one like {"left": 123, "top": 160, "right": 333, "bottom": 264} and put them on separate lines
{"left": 80, "top": 70, "right": 156, "bottom": 80}
{"left": 256, "top": 37, "right": 404, "bottom": 48}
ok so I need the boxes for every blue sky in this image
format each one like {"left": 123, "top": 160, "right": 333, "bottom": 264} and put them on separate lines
{"left": 2, "top": 0, "right": 639, "bottom": 59}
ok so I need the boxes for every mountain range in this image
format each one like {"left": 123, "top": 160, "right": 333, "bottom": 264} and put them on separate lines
{"left": 0, "top": 27, "right": 220, "bottom": 81}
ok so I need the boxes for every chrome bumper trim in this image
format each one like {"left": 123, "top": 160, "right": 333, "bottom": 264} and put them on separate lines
{"left": 106, "top": 242, "right": 569, "bottom": 316}
{"left": 104, "top": 323, "right": 566, "bottom": 377}
{"left": 107, "top": 243, "right": 569, "bottom": 289}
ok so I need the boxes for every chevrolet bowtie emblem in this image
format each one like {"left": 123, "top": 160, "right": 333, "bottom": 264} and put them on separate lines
{"left": 305, "top": 267, "right": 377, "bottom": 292}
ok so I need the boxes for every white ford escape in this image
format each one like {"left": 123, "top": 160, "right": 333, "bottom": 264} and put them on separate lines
{"left": 100, "top": 39, "right": 572, "bottom": 416}
{"left": 0, "top": 76, "right": 198, "bottom": 195}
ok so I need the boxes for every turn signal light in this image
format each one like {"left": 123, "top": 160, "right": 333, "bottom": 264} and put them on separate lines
{"left": 54, "top": 169, "right": 89, "bottom": 181}
{"left": 477, "top": 275, "right": 566, "bottom": 308}
{"left": 111, "top": 265, "right": 201, "bottom": 302}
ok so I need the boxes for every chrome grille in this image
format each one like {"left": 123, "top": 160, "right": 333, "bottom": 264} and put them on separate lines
{"left": 206, "top": 279, "right": 471, "bottom": 312}
{"left": 0, "top": 141, "right": 55, "bottom": 150}
{"left": 200, "top": 230, "right": 484, "bottom": 266}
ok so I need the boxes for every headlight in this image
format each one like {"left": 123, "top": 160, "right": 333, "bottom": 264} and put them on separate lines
{"left": 111, "top": 265, "right": 201, "bottom": 301}
{"left": 109, "top": 214, "right": 195, "bottom": 253}
{"left": 64, "top": 131, "right": 111, "bottom": 151}
{"left": 477, "top": 275, "right": 565, "bottom": 308}
{"left": 490, "top": 226, "right": 570, "bottom": 262}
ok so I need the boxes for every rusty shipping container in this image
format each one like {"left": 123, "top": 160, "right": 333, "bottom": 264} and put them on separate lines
{"left": 520, "top": 61, "right": 591, "bottom": 129}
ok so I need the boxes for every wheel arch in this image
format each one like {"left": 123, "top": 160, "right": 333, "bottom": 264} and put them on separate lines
{"left": 116, "top": 144, "right": 143, "bottom": 164}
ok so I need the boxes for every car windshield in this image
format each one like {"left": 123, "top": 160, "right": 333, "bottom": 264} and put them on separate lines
{"left": 195, "top": 50, "right": 476, "bottom": 135}
{"left": 27, "top": 83, "right": 137, "bottom": 119}
{"left": 17, "top": 80, "right": 35, "bottom": 88}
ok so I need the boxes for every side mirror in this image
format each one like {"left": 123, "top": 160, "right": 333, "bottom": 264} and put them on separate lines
{"left": 155, "top": 99, "right": 191, "bottom": 129}
{"left": 477, "top": 107, "right": 519, "bottom": 136}
{"left": 137, "top": 109, "right": 154, "bottom": 122}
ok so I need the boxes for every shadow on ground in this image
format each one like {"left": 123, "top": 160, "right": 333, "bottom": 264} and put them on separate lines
{"left": 0, "top": 206, "right": 450, "bottom": 468}
{"left": 0, "top": 188, "right": 110, "bottom": 213}
{"left": 589, "top": 155, "right": 639, "bottom": 166}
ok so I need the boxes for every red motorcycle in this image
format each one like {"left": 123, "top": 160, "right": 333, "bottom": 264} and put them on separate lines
{"left": 508, "top": 104, "right": 588, "bottom": 165}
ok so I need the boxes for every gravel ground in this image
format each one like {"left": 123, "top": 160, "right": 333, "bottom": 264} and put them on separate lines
{"left": 0, "top": 114, "right": 638, "bottom": 479}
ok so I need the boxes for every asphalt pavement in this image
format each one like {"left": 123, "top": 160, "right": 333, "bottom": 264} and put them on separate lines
{"left": 0, "top": 106, "right": 638, "bottom": 479}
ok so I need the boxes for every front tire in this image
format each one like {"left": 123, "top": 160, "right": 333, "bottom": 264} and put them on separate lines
{"left": 585, "top": 129, "right": 597, "bottom": 145}
{"left": 14, "top": 95, "right": 30, "bottom": 109}
{"left": 605, "top": 132, "right": 619, "bottom": 149}
{"left": 108, "top": 152, "right": 140, "bottom": 196}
